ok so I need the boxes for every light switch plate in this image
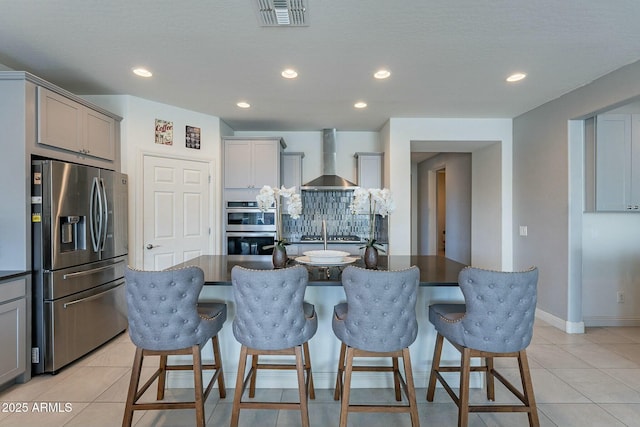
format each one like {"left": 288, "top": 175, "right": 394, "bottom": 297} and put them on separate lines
{"left": 519, "top": 225, "right": 528, "bottom": 236}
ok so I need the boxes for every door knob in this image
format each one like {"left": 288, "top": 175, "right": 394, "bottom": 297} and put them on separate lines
{"left": 146, "top": 244, "right": 154, "bottom": 249}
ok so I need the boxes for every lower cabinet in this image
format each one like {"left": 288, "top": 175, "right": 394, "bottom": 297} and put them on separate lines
{"left": 0, "top": 275, "right": 28, "bottom": 386}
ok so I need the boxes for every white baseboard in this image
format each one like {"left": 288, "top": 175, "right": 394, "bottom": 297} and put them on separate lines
{"left": 582, "top": 316, "right": 640, "bottom": 327}
{"left": 535, "top": 308, "right": 585, "bottom": 334}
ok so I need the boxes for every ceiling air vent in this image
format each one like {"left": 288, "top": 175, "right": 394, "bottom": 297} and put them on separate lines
{"left": 255, "top": 0, "right": 308, "bottom": 27}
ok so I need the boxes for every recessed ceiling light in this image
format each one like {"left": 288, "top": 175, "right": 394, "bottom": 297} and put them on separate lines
{"left": 237, "top": 101, "right": 251, "bottom": 109}
{"left": 506, "top": 72, "right": 527, "bottom": 82}
{"left": 354, "top": 101, "right": 367, "bottom": 109}
{"left": 281, "top": 68, "right": 298, "bottom": 79}
{"left": 374, "top": 69, "right": 391, "bottom": 79}
{"left": 132, "top": 67, "right": 152, "bottom": 78}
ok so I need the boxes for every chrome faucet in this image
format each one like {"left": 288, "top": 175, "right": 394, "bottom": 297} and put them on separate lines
{"left": 322, "top": 219, "right": 328, "bottom": 250}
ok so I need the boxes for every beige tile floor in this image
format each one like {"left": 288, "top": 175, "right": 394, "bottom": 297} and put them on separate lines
{"left": 3, "top": 320, "right": 640, "bottom": 426}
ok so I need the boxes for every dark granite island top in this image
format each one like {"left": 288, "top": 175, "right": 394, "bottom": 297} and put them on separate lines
{"left": 172, "top": 255, "right": 467, "bottom": 286}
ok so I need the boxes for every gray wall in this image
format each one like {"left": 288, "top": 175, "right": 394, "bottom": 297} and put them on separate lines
{"left": 514, "top": 59, "right": 640, "bottom": 325}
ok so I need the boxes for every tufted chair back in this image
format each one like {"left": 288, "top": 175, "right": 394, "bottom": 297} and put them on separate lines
{"left": 333, "top": 266, "right": 420, "bottom": 352}
{"left": 125, "top": 266, "right": 226, "bottom": 351}
{"left": 431, "top": 267, "right": 538, "bottom": 353}
{"left": 231, "top": 265, "right": 317, "bottom": 351}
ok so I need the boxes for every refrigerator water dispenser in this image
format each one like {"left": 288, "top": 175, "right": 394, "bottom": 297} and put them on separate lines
{"left": 59, "top": 216, "right": 84, "bottom": 251}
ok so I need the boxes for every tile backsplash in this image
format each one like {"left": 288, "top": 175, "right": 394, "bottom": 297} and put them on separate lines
{"left": 282, "top": 190, "right": 388, "bottom": 242}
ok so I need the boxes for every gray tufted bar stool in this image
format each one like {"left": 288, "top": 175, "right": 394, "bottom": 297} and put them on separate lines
{"left": 230, "top": 265, "right": 317, "bottom": 427}
{"left": 426, "top": 266, "right": 539, "bottom": 427}
{"left": 332, "top": 265, "right": 421, "bottom": 427}
{"left": 122, "top": 266, "right": 226, "bottom": 427}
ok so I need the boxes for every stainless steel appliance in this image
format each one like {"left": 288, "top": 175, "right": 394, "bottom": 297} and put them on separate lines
{"left": 31, "top": 159, "right": 128, "bottom": 374}
{"left": 225, "top": 201, "right": 275, "bottom": 231}
{"left": 225, "top": 201, "right": 275, "bottom": 256}
{"left": 300, "top": 235, "right": 361, "bottom": 242}
{"left": 301, "top": 128, "right": 357, "bottom": 190}
{"left": 226, "top": 232, "right": 276, "bottom": 256}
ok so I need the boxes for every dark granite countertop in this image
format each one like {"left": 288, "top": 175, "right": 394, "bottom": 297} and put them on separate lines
{"left": 173, "top": 255, "right": 466, "bottom": 286}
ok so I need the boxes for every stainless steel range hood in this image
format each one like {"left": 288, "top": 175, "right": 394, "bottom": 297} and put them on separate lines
{"left": 301, "top": 129, "right": 357, "bottom": 190}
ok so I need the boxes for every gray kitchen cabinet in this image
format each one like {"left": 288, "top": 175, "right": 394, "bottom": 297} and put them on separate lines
{"left": 595, "top": 114, "right": 640, "bottom": 211}
{"left": 355, "top": 152, "right": 383, "bottom": 189}
{"left": 0, "top": 71, "right": 121, "bottom": 272}
{"left": 223, "top": 137, "right": 285, "bottom": 192}
{"left": 281, "top": 152, "right": 304, "bottom": 190}
{"left": 37, "top": 86, "right": 116, "bottom": 161}
{"left": 0, "top": 274, "right": 28, "bottom": 387}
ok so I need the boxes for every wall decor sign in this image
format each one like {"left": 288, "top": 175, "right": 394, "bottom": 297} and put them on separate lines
{"left": 155, "top": 119, "right": 173, "bottom": 145}
{"left": 186, "top": 125, "right": 201, "bottom": 149}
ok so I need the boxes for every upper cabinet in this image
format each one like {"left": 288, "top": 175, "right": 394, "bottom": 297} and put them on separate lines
{"left": 223, "top": 137, "right": 285, "bottom": 195}
{"left": 355, "top": 152, "right": 384, "bottom": 189}
{"left": 37, "top": 87, "right": 116, "bottom": 161}
{"left": 595, "top": 114, "right": 640, "bottom": 211}
{"left": 281, "top": 152, "right": 304, "bottom": 190}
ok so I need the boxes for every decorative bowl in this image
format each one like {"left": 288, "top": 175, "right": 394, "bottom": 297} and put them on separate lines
{"left": 303, "top": 250, "right": 350, "bottom": 264}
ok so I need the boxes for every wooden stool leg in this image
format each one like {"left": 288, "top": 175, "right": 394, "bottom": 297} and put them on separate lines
{"left": 402, "top": 348, "right": 421, "bottom": 427}
{"left": 303, "top": 341, "right": 315, "bottom": 400}
{"left": 295, "top": 346, "right": 310, "bottom": 427}
{"left": 518, "top": 350, "right": 540, "bottom": 427}
{"left": 334, "top": 342, "right": 346, "bottom": 401}
{"left": 211, "top": 335, "right": 226, "bottom": 398}
{"left": 393, "top": 356, "right": 402, "bottom": 401}
{"left": 157, "top": 354, "right": 168, "bottom": 400}
{"left": 249, "top": 354, "right": 259, "bottom": 398}
{"left": 486, "top": 356, "right": 495, "bottom": 401}
{"left": 339, "top": 347, "right": 355, "bottom": 427}
{"left": 458, "top": 347, "right": 471, "bottom": 427}
{"left": 427, "top": 333, "right": 444, "bottom": 401}
{"left": 192, "top": 345, "right": 206, "bottom": 427}
{"left": 122, "top": 347, "right": 144, "bottom": 427}
{"left": 231, "top": 345, "right": 248, "bottom": 427}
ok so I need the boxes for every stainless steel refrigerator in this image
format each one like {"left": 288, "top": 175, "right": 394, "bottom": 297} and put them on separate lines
{"left": 31, "top": 159, "right": 128, "bottom": 374}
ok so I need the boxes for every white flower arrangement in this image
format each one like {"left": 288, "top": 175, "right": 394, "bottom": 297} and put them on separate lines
{"left": 350, "top": 187, "right": 395, "bottom": 251}
{"left": 256, "top": 185, "right": 302, "bottom": 248}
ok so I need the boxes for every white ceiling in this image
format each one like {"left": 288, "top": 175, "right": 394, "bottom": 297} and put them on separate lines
{"left": 1, "top": 0, "right": 639, "bottom": 132}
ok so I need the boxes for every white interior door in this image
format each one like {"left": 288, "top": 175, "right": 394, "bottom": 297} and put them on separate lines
{"left": 143, "top": 155, "right": 211, "bottom": 270}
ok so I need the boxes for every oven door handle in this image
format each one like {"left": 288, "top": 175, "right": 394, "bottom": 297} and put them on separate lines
{"left": 226, "top": 232, "right": 276, "bottom": 237}
{"left": 225, "top": 209, "right": 275, "bottom": 215}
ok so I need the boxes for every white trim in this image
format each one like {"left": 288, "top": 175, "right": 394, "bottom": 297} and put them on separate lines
{"left": 583, "top": 316, "right": 640, "bottom": 327}
{"left": 536, "top": 308, "right": 585, "bottom": 334}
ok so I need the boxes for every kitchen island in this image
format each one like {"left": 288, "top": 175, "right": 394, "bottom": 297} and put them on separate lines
{"left": 167, "top": 255, "right": 470, "bottom": 391}
{"left": 172, "top": 254, "right": 467, "bottom": 286}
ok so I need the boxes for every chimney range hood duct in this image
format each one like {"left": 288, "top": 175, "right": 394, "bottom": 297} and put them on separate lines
{"left": 301, "top": 129, "right": 357, "bottom": 190}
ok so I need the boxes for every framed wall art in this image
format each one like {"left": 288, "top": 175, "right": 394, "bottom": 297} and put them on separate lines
{"left": 186, "top": 125, "right": 201, "bottom": 149}
{"left": 155, "top": 119, "right": 173, "bottom": 145}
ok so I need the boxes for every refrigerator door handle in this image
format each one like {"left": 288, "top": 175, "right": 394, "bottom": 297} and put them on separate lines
{"left": 99, "top": 177, "right": 108, "bottom": 251}
{"left": 89, "top": 176, "right": 103, "bottom": 252}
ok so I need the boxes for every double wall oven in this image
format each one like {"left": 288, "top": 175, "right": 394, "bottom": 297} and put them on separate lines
{"left": 225, "top": 201, "right": 275, "bottom": 256}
